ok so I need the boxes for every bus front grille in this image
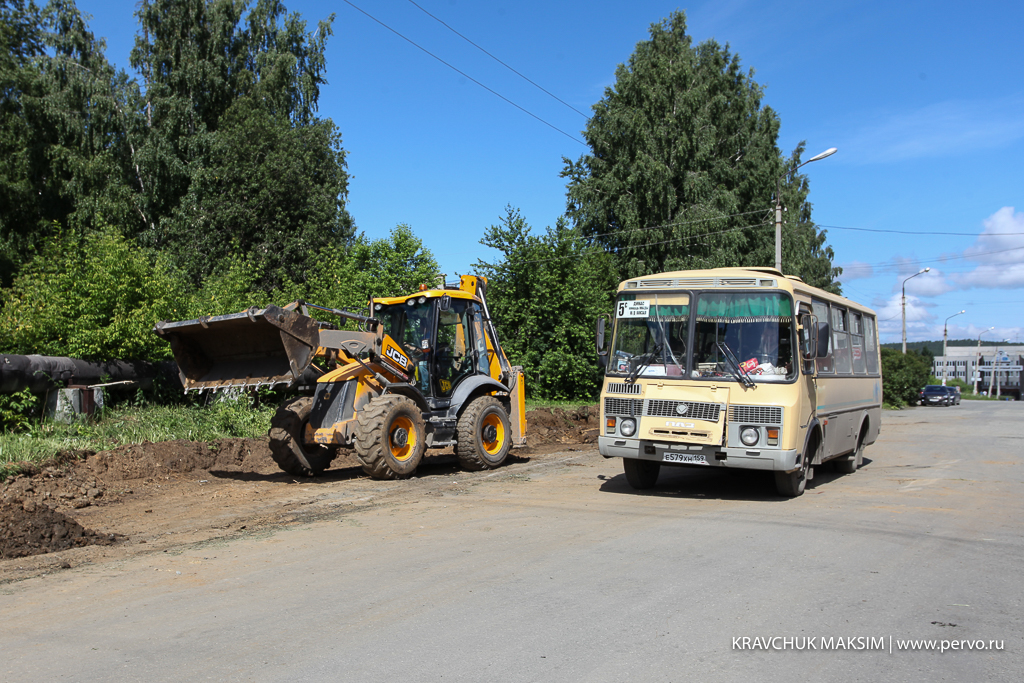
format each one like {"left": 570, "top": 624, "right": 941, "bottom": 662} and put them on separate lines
{"left": 728, "top": 405, "right": 783, "bottom": 424}
{"left": 645, "top": 400, "right": 721, "bottom": 422}
{"left": 605, "top": 397, "right": 643, "bottom": 416}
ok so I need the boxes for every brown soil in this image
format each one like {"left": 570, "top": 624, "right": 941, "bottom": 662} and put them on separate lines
{"left": 0, "top": 406, "right": 598, "bottom": 569}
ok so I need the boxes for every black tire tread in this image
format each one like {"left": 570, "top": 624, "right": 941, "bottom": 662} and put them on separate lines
{"left": 456, "top": 396, "right": 512, "bottom": 471}
{"left": 354, "top": 395, "right": 425, "bottom": 480}
{"left": 776, "top": 434, "right": 816, "bottom": 496}
{"left": 268, "top": 397, "right": 337, "bottom": 477}
{"left": 623, "top": 458, "right": 660, "bottom": 489}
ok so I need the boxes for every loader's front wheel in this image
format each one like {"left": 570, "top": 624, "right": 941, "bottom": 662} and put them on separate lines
{"left": 354, "top": 395, "right": 426, "bottom": 480}
{"left": 457, "top": 396, "right": 512, "bottom": 471}
{"left": 268, "top": 397, "right": 337, "bottom": 477}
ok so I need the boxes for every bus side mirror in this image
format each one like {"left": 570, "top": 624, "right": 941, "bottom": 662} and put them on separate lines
{"left": 596, "top": 315, "right": 610, "bottom": 368}
{"left": 799, "top": 314, "right": 817, "bottom": 359}
{"left": 816, "top": 322, "right": 831, "bottom": 358}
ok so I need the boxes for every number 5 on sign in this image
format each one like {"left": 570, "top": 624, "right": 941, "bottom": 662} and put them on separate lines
{"left": 617, "top": 300, "right": 650, "bottom": 318}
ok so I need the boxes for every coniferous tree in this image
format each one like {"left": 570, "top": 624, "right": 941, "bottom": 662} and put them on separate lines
{"left": 563, "top": 10, "right": 839, "bottom": 289}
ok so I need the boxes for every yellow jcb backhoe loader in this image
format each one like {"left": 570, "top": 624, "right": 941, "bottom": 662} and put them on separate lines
{"left": 153, "top": 276, "right": 526, "bottom": 479}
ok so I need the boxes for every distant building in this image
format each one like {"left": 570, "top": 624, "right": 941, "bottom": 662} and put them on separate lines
{"left": 931, "top": 345, "right": 1024, "bottom": 399}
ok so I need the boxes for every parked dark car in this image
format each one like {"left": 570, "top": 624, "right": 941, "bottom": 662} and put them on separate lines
{"left": 919, "top": 385, "right": 954, "bottom": 406}
{"left": 948, "top": 386, "right": 961, "bottom": 405}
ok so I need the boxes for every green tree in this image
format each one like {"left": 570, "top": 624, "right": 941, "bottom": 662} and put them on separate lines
{"left": 130, "top": 0, "right": 354, "bottom": 289}
{"left": 0, "top": 0, "right": 139, "bottom": 285}
{"left": 475, "top": 207, "right": 618, "bottom": 400}
{"left": 279, "top": 224, "right": 441, "bottom": 316}
{"left": 161, "top": 95, "right": 352, "bottom": 291}
{"left": 562, "top": 10, "right": 840, "bottom": 289}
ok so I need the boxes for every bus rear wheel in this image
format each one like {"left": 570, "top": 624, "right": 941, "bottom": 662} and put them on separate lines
{"left": 834, "top": 436, "right": 864, "bottom": 475}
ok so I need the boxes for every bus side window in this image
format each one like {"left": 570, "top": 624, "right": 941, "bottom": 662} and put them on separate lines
{"left": 851, "top": 312, "right": 866, "bottom": 374}
{"left": 812, "top": 300, "right": 833, "bottom": 373}
{"left": 864, "top": 316, "right": 879, "bottom": 374}
{"left": 832, "top": 307, "right": 852, "bottom": 374}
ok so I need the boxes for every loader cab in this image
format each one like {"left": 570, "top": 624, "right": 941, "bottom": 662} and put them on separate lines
{"left": 373, "top": 294, "right": 490, "bottom": 401}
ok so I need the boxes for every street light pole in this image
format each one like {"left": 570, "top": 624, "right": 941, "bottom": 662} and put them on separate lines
{"left": 989, "top": 340, "right": 1010, "bottom": 398}
{"left": 775, "top": 147, "right": 836, "bottom": 272}
{"left": 942, "top": 309, "right": 966, "bottom": 386}
{"left": 974, "top": 327, "right": 994, "bottom": 395}
{"left": 902, "top": 267, "right": 931, "bottom": 354}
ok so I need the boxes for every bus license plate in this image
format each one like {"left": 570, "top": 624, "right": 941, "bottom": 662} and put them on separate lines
{"left": 664, "top": 452, "right": 709, "bottom": 465}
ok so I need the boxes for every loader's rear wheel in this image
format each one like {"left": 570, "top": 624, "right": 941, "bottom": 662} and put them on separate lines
{"left": 268, "top": 397, "right": 337, "bottom": 477}
{"left": 456, "top": 396, "right": 512, "bottom": 471}
{"left": 354, "top": 395, "right": 426, "bottom": 480}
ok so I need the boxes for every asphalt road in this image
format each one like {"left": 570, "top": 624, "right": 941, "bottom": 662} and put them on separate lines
{"left": 2, "top": 401, "right": 1021, "bottom": 682}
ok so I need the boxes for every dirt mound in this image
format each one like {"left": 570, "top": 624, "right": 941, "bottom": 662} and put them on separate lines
{"left": 2, "top": 438, "right": 277, "bottom": 510}
{"left": 1, "top": 502, "right": 118, "bottom": 558}
{"left": 1, "top": 405, "right": 599, "bottom": 559}
{"left": 524, "top": 405, "right": 600, "bottom": 446}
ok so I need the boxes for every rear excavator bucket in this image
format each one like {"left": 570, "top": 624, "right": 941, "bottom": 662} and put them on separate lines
{"left": 153, "top": 304, "right": 323, "bottom": 391}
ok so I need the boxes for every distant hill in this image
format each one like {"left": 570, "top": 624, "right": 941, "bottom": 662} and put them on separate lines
{"left": 879, "top": 340, "right": 979, "bottom": 355}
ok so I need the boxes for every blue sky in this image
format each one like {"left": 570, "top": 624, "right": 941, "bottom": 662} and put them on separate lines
{"left": 78, "top": 0, "right": 1024, "bottom": 345}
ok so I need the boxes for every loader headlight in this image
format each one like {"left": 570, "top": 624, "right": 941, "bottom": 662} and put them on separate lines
{"left": 620, "top": 418, "right": 636, "bottom": 437}
{"left": 740, "top": 426, "right": 759, "bottom": 446}
{"left": 418, "top": 296, "right": 426, "bottom": 304}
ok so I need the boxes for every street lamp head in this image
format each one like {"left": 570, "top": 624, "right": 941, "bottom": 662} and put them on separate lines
{"left": 807, "top": 147, "right": 838, "bottom": 163}
{"left": 920, "top": 267, "right": 931, "bottom": 274}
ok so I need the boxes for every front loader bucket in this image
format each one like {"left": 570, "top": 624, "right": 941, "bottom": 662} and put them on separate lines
{"left": 153, "top": 305, "right": 323, "bottom": 391}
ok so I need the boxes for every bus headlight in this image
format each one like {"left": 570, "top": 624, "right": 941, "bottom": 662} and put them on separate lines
{"left": 740, "top": 426, "right": 760, "bottom": 446}
{"left": 620, "top": 418, "right": 637, "bottom": 437}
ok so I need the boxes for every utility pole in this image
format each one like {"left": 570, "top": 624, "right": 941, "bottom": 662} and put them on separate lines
{"left": 774, "top": 147, "right": 836, "bottom": 272}
{"left": 974, "top": 327, "right": 994, "bottom": 395}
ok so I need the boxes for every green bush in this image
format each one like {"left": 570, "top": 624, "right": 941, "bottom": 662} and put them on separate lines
{"left": 880, "top": 348, "right": 931, "bottom": 407}
{"left": 0, "top": 226, "right": 183, "bottom": 359}
{"left": 0, "top": 389, "right": 40, "bottom": 432}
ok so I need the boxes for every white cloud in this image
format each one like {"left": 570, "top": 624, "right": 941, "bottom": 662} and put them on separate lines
{"left": 837, "top": 260, "right": 873, "bottom": 282}
{"left": 952, "top": 207, "right": 1024, "bottom": 289}
{"left": 904, "top": 268, "right": 953, "bottom": 296}
{"left": 875, "top": 293, "right": 934, "bottom": 343}
{"left": 839, "top": 98, "right": 1024, "bottom": 164}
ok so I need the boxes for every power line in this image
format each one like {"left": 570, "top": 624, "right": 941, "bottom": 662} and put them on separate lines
{"left": 821, "top": 224, "right": 1024, "bottom": 237}
{"left": 405, "top": 0, "right": 590, "bottom": 119}
{"left": 341, "top": 0, "right": 585, "bottom": 146}
{"left": 479, "top": 220, "right": 771, "bottom": 266}
{"left": 839, "top": 244, "right": 1024, "bottom": 271}
{"left": 433, "top": 209, "right": 770, "bottom": 257}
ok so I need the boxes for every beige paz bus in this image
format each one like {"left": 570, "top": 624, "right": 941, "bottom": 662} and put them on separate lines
{"left": 595, "top": 267, "right": 882, "bottom": 497}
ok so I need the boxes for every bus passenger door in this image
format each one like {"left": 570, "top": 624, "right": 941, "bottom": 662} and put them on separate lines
{"left": 799, "top": 303, "right": 822, "bottom": 463}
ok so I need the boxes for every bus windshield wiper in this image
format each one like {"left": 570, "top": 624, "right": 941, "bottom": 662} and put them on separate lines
{"left": 652, "top": 295, "right": 682, "bottom": 370}
{"left": 717, "top": 341, "right": 755, "bottom": 389}
{"left": 627, "top": 344, "right": 661, "bottom": 383}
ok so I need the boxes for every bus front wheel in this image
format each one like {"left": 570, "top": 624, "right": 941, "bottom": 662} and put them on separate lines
{"left": 623, "top": 458, "right": 660, "bottom": 490}
{"left": 776, "top": 438, "right": 817, "bottom": 497}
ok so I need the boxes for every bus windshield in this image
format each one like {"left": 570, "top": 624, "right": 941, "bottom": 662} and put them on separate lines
{"left": 692, "top": 292, "right": 796, "bottom": 382}
{"left": 609, "top": 294, "right": 689, "bottom": 380}
{"left": 608, "top": 291, "right": 796, "bottom": 383}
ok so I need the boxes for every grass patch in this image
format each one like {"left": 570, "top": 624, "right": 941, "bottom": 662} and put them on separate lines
{"left": 0, "top": 397, "right": 276, "bottom": 480}
{"left": 525, "top": 398, "right": 597, "bottom": 411}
